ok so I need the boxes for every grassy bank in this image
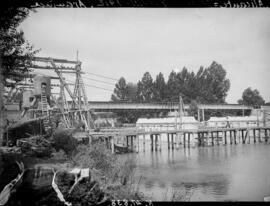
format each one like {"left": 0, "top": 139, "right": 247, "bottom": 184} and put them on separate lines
{"left": 0, "top": 129, "right": 145, "bottom": 205}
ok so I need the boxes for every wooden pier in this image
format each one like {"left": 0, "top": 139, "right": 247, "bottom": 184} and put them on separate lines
{"left": 88, "top": 126, "right": 270, "bottom": 154}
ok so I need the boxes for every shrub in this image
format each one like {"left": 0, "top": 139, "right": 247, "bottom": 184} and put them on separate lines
{"left": 51, "top": 149, "right": 68, "bottom": 161}
{"left": 70, "top": 141, "right": 144, "bottom": 201}
{"left": 52, "top": 129, "right": 78, "bottom": 157}
{"left": 71, "top": 143, "right": 116, "bottom": 175}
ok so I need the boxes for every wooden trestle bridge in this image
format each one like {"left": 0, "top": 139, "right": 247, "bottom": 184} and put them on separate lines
{"left": 87, "top": 126, "right": 270, "bottom": 154}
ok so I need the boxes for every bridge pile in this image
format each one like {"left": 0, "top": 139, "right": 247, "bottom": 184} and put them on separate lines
{"left": 87, "top": 126, "right": 270, "bottom": 154}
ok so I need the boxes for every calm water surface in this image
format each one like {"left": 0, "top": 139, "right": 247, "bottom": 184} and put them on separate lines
{"left": 120, "top": 140, "right": 270, "bottom": 201}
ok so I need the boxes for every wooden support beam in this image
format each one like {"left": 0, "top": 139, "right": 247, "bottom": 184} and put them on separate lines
{"left": 247, "top": 129, "right": 251, "bottom": 144}
{"left": 176, "top": 133, "right": 179, "bottom": 150}
{"left": 159, "top": 134, "right": 162, "bottom": 151}
{"left": 192, "top": 133, "right": 196, "bottom": 147}
{"left": 206, "top": 132, "right": 209, "bottom": 146}
{"left": 217, "top": 131, "right": 220, "bottom": 146}
{"left": 111, "top": 136, "right": 115, "bottom": 154}
{"left": 202, "top": 132, "right": 205, "bottom": 146}
{"left": 202, "top": 132, "right": 204, "bottom": 146}
{"left": 171, "top": 134, "right": 174, "bottom": 150}
{"left": 234, "top": 130, "right": 237, "bottom": 144}
{"left": 136, "top": 135, "right": 139, "bottom": 153}
{"left": 167, "top": 133, "right": 170, "bottom": 150}
{"left": 198, "top": 132, "right": 201, "bottom": 147}
{"left": 131, "top": 135, "right": 134, "bottom": 152}
{"left": 253, "top": 129, "right": 256, "bottom": 143}
{"left": 237, "top": 129, "right": 240, "bottom": 142}
{"left": 211, "top": 132, "right": 214, "bottom": 146}
{"left": 188, "top": 133, "right": 191, "bottom": 148}
{"left": 221, "top": 131, "right": 224, "bottom": 145}
{"left": 150, "top": 134, "right": 153, "bottom": 151}
{"left": 143, "top": 134, "right": 146, "bottom": 151}
{"left": 258, "top": 129, "right": 262, "bottom": 142}
{"left": 224, "top": 131, "right": 227, "bottom": 145}
{"left": 202, "top": 109, "right": 205, "bottom": 122}
{"left": 204, "top": 132, "right": 207, "bottom": 147}
{"left": 183, "top": 133, "right": 186, "bottom": 148}
{"left": 30, "top": 64, "right": 77, "bottom": 71}
{"left": 155, "top": 134, "right": 158, "bottom": 151}
{"left": 33, "top": 56, "right": 78, "bottom": 64}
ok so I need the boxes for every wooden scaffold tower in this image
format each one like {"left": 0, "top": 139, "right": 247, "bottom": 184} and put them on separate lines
{"left": 27, "top": 56, "right": 95, "bottom": 132}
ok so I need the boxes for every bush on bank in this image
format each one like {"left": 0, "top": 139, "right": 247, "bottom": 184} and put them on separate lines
{"left": 69, "top": 143, "right": 144, "bottom": 201}
{"left": 52, "top": 128, "right": 78, "bottom": 157}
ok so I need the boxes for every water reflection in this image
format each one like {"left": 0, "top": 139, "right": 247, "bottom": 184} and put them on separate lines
{"left": 131, "top": 143, "right": 270, "bottom": 201}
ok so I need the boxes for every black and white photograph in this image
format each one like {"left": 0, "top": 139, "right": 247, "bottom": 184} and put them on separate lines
{"left": 1, "top": 3, "right": 270, "bottom": 205}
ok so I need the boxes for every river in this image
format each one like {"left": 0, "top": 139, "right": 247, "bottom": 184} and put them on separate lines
{"left": 120, "top": 139, "right": 270, "bottom": 201}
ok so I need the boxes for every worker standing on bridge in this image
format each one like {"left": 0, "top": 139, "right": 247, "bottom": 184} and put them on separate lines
{"left": 225, "top": 116, "right": 231, "bottom": 128}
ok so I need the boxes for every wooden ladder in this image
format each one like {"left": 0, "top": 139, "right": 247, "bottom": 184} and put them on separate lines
{"left": 41, "top": 87, "right": 50, "bottom": 132}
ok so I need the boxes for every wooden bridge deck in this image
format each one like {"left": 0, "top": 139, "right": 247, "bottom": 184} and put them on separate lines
{"left": 85, "top": 126, "right": 270, "bottom": 154}
{"left": 89, "top": 126, "right": 270, "bottom": 136}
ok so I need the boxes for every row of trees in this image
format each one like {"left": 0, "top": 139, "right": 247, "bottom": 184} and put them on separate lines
{"left": 111, "top": 61, "right": 231, "bottom": 104}
{"left": 111, "top": 62, "right": 233, "bottom": 122}
{"left": 111, "top": 62, "right": 268, "bottom": 123}
{"left": 111, "top": 61, "right": 232, "bottom": 104}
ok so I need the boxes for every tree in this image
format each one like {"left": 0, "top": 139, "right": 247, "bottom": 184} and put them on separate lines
{"left": 166, "top": 70, "right": 178, "bottom": 101}
{"left": 193, "top": 62, "right": 230, "bottom": 104}
{"left": 111, "top": 80, "right": 138, "bottom": 123}
{"left": 205, "top": 61, "right": 230, "bottom": 103}
{"left": 111, "top": 77, "right": 128, "bottom": 102}
{"left": 126, "top": 83, "right": 137, "bottom": 102}
{"left": 0, "top": 7, "right": 38, "bottom": 146}
{"left": 238, "top": 87, "right": 265, "bottom": 106}
{"left": 136, "top": 72, "right": 154, "bottom": 102}
{"left": 0, "top": 7, "right": 39, "bottom": 86}
{"left": 153, "top": 72, "right": 166, "bottom": 102}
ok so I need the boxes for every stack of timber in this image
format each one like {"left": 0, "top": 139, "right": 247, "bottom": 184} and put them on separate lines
{"left": 17, "top": 135, "right": 53, "bottom": 158}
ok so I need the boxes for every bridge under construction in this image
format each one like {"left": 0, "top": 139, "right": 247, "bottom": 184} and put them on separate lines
{"left": 3, "top": 56, "right": 270, "bottom": 154}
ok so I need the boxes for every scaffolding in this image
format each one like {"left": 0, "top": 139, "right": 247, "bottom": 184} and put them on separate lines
{"left": 19, "top": 56, "right": 95, "bottom": 132}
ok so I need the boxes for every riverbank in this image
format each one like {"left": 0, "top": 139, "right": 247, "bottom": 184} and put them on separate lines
{"left": 0, "top": 132, "right": 145, "bottom": 205}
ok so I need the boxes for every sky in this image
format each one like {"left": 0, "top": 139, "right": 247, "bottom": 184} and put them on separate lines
{"left": 19, "top": 8, "right": 270, "bottom": 103}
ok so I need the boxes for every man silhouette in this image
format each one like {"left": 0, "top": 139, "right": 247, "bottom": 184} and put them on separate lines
{"left": 225, "top": 116, "right": 230, "bottom": 128}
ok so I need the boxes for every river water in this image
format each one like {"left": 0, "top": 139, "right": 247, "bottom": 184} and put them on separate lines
{"left": 120, "top": 139, "right": 270, "bottom": 201}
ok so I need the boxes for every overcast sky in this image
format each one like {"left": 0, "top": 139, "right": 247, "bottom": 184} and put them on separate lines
{"left": 19, "top": 8, "right": 270, "bottom": 103}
